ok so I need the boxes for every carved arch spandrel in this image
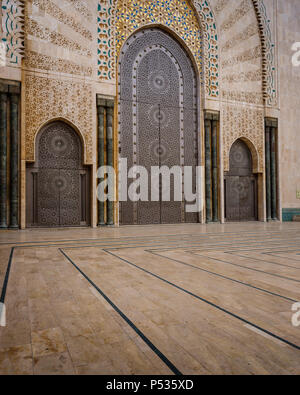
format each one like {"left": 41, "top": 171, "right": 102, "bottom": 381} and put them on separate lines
{"left": 24, "top": 74, "right": 94, "bottom": 165}
{"left": 222, "top": 104, "right": 264, "bottom": 174}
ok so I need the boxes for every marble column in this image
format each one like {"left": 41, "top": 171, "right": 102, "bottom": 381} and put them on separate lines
{"left": 212, "top": 119, "right": 218, "bottom": 222}
{"left": 9, "top": 92, "right": 19, "bottom": 229}
{"left": 205, "top": 119, "right": 212, "bottom": 223}
{"left": 0, "top": 89, "right": 8, "bottom": 229}
{"left": 97, "top": 99, "right": 105, "bottom": 226}
{"left": 265, "top": 125, "right": 272, "bottom": 221}
{"left": 106, "top": 101, "right": 114, "bottom": 226}
{"left": 271, "top": 127, "right": 277, "bottom": 220}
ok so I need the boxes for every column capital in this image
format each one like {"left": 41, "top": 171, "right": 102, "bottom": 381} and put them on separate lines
{"left": 0, "top": 84, "right": 8, "bottom": 94}
{"left": 106, "top": 99, "right": 114, "bottom": 109}
{"left": 204, "top": 118, "right": 212, "bottom": 128}
{"left": 265, "top": 118, "right": 278, "bottom": 128}
{"left": 97, "top": 97, "right": 107, "bottom": 107}
{"left": 204, "top": 111, "right": 219, "bottom": 121}
{"left": 0, "top": 91, "right": 8, "bottom": 101}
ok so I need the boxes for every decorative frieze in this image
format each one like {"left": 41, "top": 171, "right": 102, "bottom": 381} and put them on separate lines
{"left": 1, "top": 0, "right": 25, "bottom": 66}
{"left": 25, "top": 50, "right": 93, "bottom": 76}
{"left": 98, "top": 0, "right": 115, "bottom": 81}
{"left": 64, "top": 0, "right": 93, "bottom": 21}
{"left": 98, "top": 0, "right": 220, "bottom": 97}
{"left": 30, "top": 0, "right": 93, "bottom": 41}
{"left": 26, "top": 18, "right": 92, "bottom": 58}
{"left": 252, "top": 0, "right": 277, "bottom": 106}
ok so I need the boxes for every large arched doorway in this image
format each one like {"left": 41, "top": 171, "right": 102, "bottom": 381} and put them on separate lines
{"left": 26, "top": 121, "right": 90, "bottom": 227}
{"left": 119, "top": 28, "right": 199, "bottom": 225}
{"left": 225, "top": 139, "right": 258, "bottom": 222}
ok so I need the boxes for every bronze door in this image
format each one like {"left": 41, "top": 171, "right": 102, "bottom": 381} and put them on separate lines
{"left": 225, "top": 139, "right": 257, "bottom": 221}
{"left": 26, "top": 122, "right": 90, "bottom": 227}
{"left": 119, "top": 28, "right": 198, "bottom": 225}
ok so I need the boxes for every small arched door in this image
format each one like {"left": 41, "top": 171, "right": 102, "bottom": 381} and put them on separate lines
{"left": 225, "top": 139, "right": 258, "bottom": 222}
{"left": 26, "top": 121, "right": 90, "bottom": 227}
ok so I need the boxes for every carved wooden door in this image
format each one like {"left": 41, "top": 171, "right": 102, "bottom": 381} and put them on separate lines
{"left": 119, "top": 28, "right": 198, "bottom": 225}
{"left": 26, "top": 122, "right": 90, "bottom": 227}
{"left": 225, "top": 140, "right": 257, "bottom": 221}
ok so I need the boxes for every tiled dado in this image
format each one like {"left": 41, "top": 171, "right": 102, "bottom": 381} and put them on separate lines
{"left": 282, "top": 209, "right": 300, "bottom": 222}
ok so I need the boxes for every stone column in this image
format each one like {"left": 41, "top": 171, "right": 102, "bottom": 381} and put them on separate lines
{"left": 0, "top": 88, "right": 8, "bottom": 229}
{"left": 9, "top": 91, "right": 19, "bottom": 229}
{"left": 212, "top": 119, "right": 218, "bottom": 222}
{"left": 265, "top": 125, "right": 272, "bottom": 221}
{"left": 97, "top": 99, "right": 105, "bottom": 226}
{"left": 106, "top": 100, "right": 114, "bottom": 226}
{"left": 205, "top": 119, "right": 212, "bottom": 223}
{"left": 271, "top": 127, "right": 277, "bottom": 220}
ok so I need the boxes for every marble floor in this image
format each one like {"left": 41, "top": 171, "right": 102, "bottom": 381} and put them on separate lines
{"left": 0, "top": 222, "right": 299, "bottom": 375}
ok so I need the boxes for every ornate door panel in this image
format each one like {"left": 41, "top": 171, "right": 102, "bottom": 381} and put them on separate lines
{"left": 136, "top": 101, "right": 160, "bottom": 225}
{"left": 37, "top": 169, "right": 60, "bottom": 226}
{"left": 59, "top": 170, "right": 81, "bottom": 226}
{"left": 26, "top": 122, "right": 90, "bottom": 227}
{"left": 224, "top": 176, "right": 240, "bottom": 222}
{"left": 160, "top": 101, "right": 182, "bottom": 224}
{"left": 119, "top": 28, "right": 198, "bottom": 225}
{"left": 225, "top": 140, "right": 257, "bottom": 222}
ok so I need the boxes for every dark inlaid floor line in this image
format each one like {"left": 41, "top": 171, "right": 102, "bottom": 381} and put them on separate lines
{"left": 151, "top": 241, "right": 300, "bottom": 253}
{"left": 59, "top": 248, "right": 183, "bottom": 376}
{"left": 103, "top": 249, "right": 300, "bottom": 352}
{"left": 1, "top": 236, "right": 288, "bottom": 302}
{"left": 188, "top": 251, "right": 300, "bottom": 283}
{"left": 1, "top": 237, "right": 299, "bottom": 310}
{"left": 263, "top": 249, "right": 300, "bottom": 254}
{"left": 1, "top": 227, "right": 300, "bottom": 246}
{"left": 8, "top": 237, "right": 293, "bottom": 252}
{"left": 147, "top": 250, "right": 298, "bottom": 303}
{"left": 267, "top": 252, "right": 300, "bottom": 262}
{"left": 0, "top": 248, "right": 15, "bottom": 305}
{"left": 226, "top": 251, "right": 300, "bottom": 270}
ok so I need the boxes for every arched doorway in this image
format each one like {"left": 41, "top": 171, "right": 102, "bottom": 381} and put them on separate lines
{"left": 119, "top": 28, "right": 199, "bottom": 225}
{"left": 225, "top": 139, "right": 258, "bottom": 222}
{"left": 26, "top": 121, "right": 90, "bottom": 227}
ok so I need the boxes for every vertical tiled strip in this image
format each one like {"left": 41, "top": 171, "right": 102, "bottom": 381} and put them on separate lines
{"left": 205, "top": 118, "right": 212, "bottom": 223}
{"left": 0, "top": 86, "right": 8, "bottom": 229}
{"left": 9, "top": 88, "right": 20, "bottom": 229}
{"left": 178, "top": 66, "right": 184, "bottom": 223}
{"left": 271, "top": 126, "right": 277, "bottom": 220}
{"left": 212, "top": 118, "right": 218, "bottom": 222}
{"left": 265, "top": 123, "right": 272, "bottom": 221}
{"left": 97, "top": 98, "right": 105, "bottom": 226}
{"left": 106, "top": 100, "right": 114, "bottom": 225}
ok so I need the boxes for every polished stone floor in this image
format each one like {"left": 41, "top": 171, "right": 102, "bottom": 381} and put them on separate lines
{"left": 0, "top": 222, "right": 299, "bottom": 375}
